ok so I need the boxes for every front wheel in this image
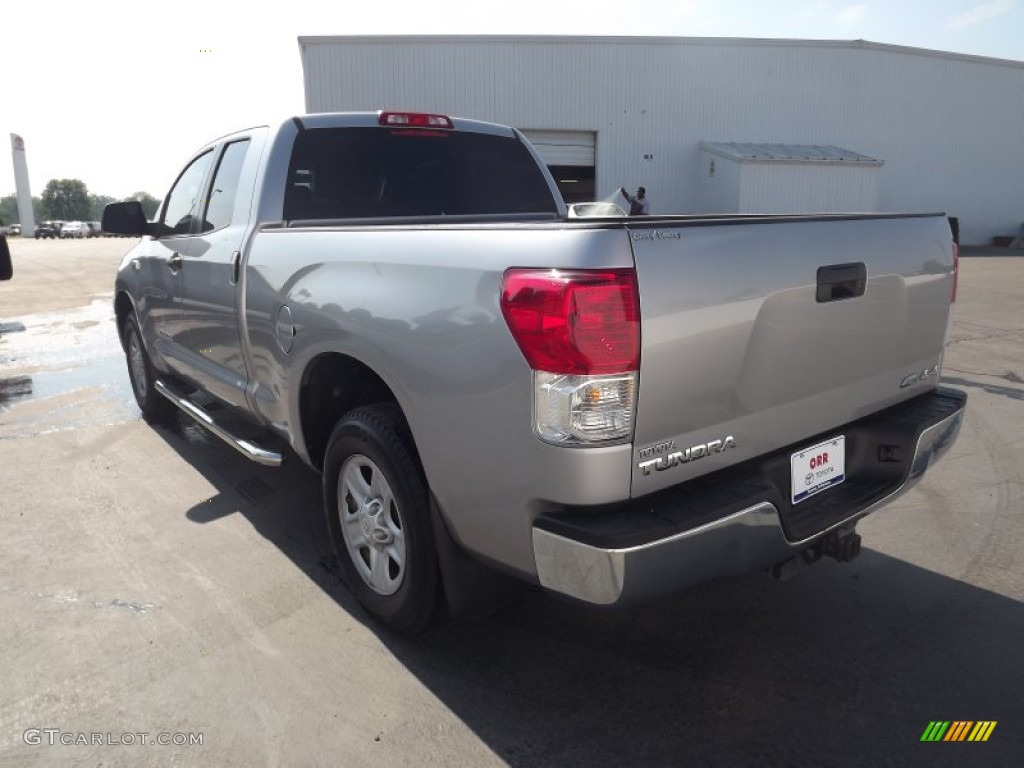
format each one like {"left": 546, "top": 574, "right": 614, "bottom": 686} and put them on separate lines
{"left": 122, "top": 315, "right": 174, "bottom": 422}
{"left": 323, "top": 404, "right": 438, "bottom": 633}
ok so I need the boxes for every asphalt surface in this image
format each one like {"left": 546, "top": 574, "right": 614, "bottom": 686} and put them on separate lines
{"left": 0, "top": 237, "right": 1022, "bottom": 767}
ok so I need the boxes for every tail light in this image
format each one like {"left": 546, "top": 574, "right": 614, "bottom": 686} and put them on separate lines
{"left": 501, "top": 269, "right": 639, "bottom": 445}
{"left": 942, "top": 241, "right": 959, "bottom": 366}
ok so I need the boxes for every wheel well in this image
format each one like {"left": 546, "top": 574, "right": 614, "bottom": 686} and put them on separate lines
{"left": 300, "top": 353, "right": 402, "bottom": 470}
{"left": 113, "top": 291, "right": 134, "bottom": 347}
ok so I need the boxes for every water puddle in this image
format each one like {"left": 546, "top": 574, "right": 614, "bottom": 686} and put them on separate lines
{"left": 0, "top": 298, "right": 138, "bottom": 438}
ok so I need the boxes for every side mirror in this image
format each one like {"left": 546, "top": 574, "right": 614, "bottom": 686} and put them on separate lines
{"left": 102, "top": 201, "right": 153, "bottom": 236}
{"left": 0, "top": 234, "right": 12, "bottom": 281}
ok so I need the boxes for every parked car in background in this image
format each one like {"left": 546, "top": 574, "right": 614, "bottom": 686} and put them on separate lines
{"left": 34, "top": 221, "right": 61, "bottom": 239}
{"left": 86, "top": 221, "right": 104, "bottom": 238}
{"left": 60, "top": 221, "right": 88, "bottom": 239}
{"left": 2, "top": 223, "right": 21, "bottom": 236}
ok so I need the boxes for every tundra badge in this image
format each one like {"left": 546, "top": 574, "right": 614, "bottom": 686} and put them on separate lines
{"left": 638, "top": 436, "right": 736, "bottom": 476}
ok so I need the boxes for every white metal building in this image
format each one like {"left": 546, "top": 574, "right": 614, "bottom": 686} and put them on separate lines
{"left": 698, "top": 142, "right": 883, "bottom": 214}
{"left": 299, "top": 35, "right": 1024, "bottom": 245}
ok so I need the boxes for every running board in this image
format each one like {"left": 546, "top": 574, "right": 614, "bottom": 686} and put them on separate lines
{"left": 154, "top": 379, "right": 284, "bottom": 467}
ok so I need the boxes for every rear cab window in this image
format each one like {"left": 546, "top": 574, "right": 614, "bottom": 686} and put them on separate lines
{"left": 283, "top": 127, "right": 557, "bottom": 221}
{"left": 201, "top": 139, "right": 251, "bottom": 233}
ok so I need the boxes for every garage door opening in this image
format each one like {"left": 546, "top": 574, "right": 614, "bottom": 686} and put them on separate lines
{"left": 520, "top": 130, "right": 597, "bottom": 205}
{"left": 547, "top": 166, "right": 596, "bottom": 204}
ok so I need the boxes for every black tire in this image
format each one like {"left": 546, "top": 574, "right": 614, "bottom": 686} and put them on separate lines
{"left": 122, "top": 315, "right": 174, "bottom": 422}
{"left": 323, "top": 404, "right": 438, "bottom": 633}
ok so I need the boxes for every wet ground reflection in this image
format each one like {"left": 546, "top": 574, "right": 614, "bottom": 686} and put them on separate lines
{"left": 0, "top": 375, "right": 32, "bottom": 404}
{"left": 0, "top": 298, "right": 137, "bottom": 437}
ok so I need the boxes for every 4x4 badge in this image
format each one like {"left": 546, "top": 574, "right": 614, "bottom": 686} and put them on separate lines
{"left": 900, "top": 364, "right": 939, "bottom": 388}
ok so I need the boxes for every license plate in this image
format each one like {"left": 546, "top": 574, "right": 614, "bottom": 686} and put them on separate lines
{"left": 791, "top": 436, "right": 846, "bottom": 504}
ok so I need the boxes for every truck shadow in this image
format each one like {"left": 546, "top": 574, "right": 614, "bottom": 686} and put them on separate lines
{"left": 941, "top": 375, "right": 1024, "bottom": 403}
{"left": 157, "top": 415, "right": 1023, "bottom": 767}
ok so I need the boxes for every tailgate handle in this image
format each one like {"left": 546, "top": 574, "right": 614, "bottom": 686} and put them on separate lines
{"left": 816, "top": 262, "right": 866, "bottom": 303}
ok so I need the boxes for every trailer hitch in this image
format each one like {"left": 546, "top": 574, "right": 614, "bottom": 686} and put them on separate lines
{"left": 770, "top": 526, "right": 862, "bottom": 580}
{"left": 821, "top": 528, "right": 862, "bottom": 563}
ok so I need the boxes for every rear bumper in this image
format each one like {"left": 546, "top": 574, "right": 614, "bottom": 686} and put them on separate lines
{"left": 532, "top": 387, "right": 966, "bottom": 606}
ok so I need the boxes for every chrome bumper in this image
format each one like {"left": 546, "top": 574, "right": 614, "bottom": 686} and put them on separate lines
{"left": 533, "top": 394, "right": 965, "bottom": 606}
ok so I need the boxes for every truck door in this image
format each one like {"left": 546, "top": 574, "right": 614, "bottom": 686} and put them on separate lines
{"left": 176, "top": 137, "right": 256, "bottom": 409}
{"left": 137, "top": 149, "right": 216, "bottom": 374}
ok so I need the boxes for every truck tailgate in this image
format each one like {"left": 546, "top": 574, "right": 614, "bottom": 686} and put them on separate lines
{"left": 629, "top": 214, "right": 954, "bottom": 496}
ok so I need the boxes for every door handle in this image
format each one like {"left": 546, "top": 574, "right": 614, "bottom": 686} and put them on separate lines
{"left": 167, "top": 252, "right": 183, "bottom": 271}
{"left": 230, "top": 250, "right": 241, "bottom": 285}
{"left": 816, "top": 262, "right": 866, "bottom": 303}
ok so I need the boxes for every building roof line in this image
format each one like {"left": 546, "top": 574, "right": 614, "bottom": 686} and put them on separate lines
{"left": 701, "top": 142, "right": 884, "bottom": 165}
{"left": 297, "top": 34, "right": 1024, "bottom": 70}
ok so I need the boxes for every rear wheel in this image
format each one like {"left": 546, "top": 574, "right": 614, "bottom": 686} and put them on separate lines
{"left": 323, "top": 404, "right": 438, "bottom": 633}
{"left": 122, "top": 315, "right": 174, "bottom": 422}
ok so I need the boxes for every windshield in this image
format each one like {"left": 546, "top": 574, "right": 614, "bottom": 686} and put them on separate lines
{"left": 284, "top": 126, "right": 558, "bottom": 221}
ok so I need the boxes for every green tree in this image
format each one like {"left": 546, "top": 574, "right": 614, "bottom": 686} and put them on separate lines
{"left": 129, "top": 191, "right": 160, "bottom": 219}
{"left": 41, "top": 179, "right": 91, "bottom": 220}
{"left": 89, "top": 194, "right": 117, "bottom": 221}
{"left": 0, "top": 194, "right": 46, "bottom": 224}
{"left": 0, "top": 195, "right": 16, "bottom": 226}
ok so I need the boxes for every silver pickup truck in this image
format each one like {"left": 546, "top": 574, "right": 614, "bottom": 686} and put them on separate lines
{"left": 104, "top": 111, "right": 966, "bottom": 632}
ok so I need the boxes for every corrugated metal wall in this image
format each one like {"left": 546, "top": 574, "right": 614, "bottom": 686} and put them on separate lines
{"left": 740, "top": 163, "right": 881, "bottom": 214}
{"left": 300, "top": 36, "right": 1024, "bottom": 244}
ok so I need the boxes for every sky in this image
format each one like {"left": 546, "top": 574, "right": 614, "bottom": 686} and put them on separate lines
{"left": 2, "top": 0, "right": 1022, "bottom": 204}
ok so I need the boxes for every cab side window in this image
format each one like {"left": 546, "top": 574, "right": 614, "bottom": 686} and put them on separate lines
{"left": 201, "top": 140, "right": 250, "bottom": 233}
{"left": 161, "top": 150, "right": 214, "bottom": 236}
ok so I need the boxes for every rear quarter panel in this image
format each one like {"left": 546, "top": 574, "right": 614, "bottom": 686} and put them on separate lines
{"left": 243, "top": 225, "right": 634, "bottom": 576}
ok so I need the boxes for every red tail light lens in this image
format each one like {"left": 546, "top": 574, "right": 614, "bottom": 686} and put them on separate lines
{"left": 951, "top": 242, "right": 959, "bottom": 303}
{"left": 501, "top": 269, "right": 640, "bottom": 375}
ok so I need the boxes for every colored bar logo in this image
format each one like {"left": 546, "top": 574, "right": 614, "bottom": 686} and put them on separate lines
{"left": 921, "top": 721, "right": 997, "bottom": 742}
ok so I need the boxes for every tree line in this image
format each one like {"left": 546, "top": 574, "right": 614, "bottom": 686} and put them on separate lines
{"left": 0, "top": 179, "right": 159, "bottom": 227}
